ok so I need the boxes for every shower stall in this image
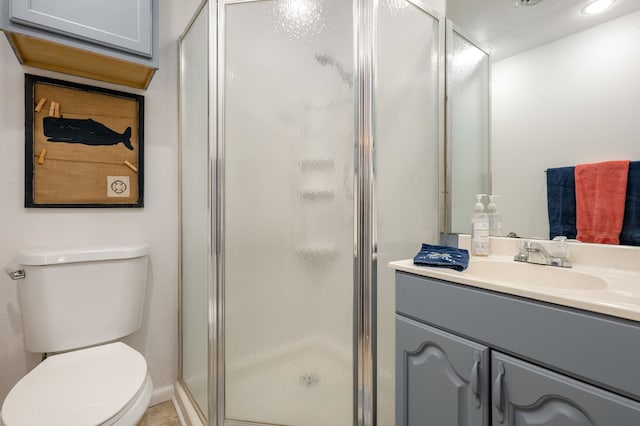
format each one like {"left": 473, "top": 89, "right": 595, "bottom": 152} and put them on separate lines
{"left": 179, "top": 1, "right": 448, "bottom": 425}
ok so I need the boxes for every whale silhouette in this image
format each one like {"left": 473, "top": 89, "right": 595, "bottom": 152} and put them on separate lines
{"left": 43, "top": 117, "right": 134, "bottom": 150}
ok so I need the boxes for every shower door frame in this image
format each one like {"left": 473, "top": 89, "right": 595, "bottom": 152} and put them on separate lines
{"left": 207, "top": 1, "right": 375, "bottom": 426}
{"left": 177, "top": 0, "right": 214, "bottom": 424}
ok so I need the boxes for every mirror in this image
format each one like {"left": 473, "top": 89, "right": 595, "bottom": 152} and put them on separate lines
{"left": 447, "top": 0, "right": 640, "bottom": 243}
{"left": 446, "top": 21, "right": 491, "bottom": 237}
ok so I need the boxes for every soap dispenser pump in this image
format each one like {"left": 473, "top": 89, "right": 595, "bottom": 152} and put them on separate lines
{"left": 471, "top": 194, "right": 490, "bottom": 256}
{"left": 487, "top": 195, "right": 502, "bottom": 237}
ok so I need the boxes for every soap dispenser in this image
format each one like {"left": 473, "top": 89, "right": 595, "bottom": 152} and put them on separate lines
{"left": 471, "top": 194, "right": 490, "bottom": 256}
{"left": 487, "top": 195, "right": 502, "bottom": 237}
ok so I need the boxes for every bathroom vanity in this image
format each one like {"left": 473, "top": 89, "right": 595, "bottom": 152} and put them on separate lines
{"left": 391, "top": 237, "right": 640, "bottom": 425}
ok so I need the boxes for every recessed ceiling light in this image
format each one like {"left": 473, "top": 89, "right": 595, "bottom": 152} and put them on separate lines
{"left": 581, "top": 0, "right": 616, "bottom": 15}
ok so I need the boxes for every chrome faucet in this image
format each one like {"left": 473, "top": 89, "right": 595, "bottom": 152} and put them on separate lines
{"left": 514, "top": 237, "right": 572, "bottom": 268}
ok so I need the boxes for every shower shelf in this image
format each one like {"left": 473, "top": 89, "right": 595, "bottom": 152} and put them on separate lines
{"left": 301, "top": 189, "right": 335, "bottom": 200}
{"left": 299, "top": 158, "right": 335, "bottom": 170}
{"left": 297, "top": 247, "right": 338, "bottom": 261}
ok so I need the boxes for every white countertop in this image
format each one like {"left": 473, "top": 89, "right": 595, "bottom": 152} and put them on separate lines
{"left": 389, "top": 236, "right": 640, "bottom": 323}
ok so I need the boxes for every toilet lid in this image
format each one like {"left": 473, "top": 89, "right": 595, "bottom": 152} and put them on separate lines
{"left": 1, "top": 342, "right": 148, "bottom": 426}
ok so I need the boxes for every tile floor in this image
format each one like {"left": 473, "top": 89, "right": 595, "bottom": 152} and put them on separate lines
{"left": 137, "top": 400, "right": 181, "bottom": 426}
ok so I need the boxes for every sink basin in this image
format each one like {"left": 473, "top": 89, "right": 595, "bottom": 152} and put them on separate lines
{"left": 465, "top": 260, "right": 607, "bottom": 290}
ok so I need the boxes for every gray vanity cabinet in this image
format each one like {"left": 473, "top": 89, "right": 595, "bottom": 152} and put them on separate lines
{"left": 396, "top": 271, "right": 640, "bottom": 425}
{"left": 492, "top": 352, "right": 640, "bottom": 425}
{"left": 8, "top": 0, "right": 153, "bottom": 57}
{"left": 396, "top": 315, "right": 490, "bottom": 426}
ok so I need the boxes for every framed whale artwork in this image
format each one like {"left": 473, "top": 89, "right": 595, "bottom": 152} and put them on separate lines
{"left": 24, "top": 74, "right": 144, "bottom": 207}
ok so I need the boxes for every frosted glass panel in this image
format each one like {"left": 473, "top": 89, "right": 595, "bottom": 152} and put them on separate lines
{"left": 449, "top": 27, "right": 490, "bottom": 234}
{"left": 375, "top": 1, "right": 442, "bottom": 425}
{"left": 179, "top": 4, "right": 209, "bottom": 418}
{"left": 224, "top": 1, "right": 354, "bottom": 425}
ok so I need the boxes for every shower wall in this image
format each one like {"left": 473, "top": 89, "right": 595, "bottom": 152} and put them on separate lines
{"left": 223, "top": 1, "right": 354, "bottom": 424}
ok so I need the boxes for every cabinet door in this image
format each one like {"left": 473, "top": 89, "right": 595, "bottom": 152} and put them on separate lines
{"left": 9, "top": 0, "right": 153, "bottom": 57}
{"left": 396, "top": 315, "right": 490, "bottom": 426}
{"left": 491, "top": 352, "right": 640, "bottom": 425}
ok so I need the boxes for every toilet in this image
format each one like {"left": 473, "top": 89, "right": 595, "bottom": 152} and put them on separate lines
{"left": 1, "top": 245, "right": 153, "bottom": 426}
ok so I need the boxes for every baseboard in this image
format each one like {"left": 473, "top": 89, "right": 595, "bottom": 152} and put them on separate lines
{"left": 150, "top": 383, "right": 175, "bottom": 407}
{"left": 174, "top": 380, "right": 205, "bottom": 426}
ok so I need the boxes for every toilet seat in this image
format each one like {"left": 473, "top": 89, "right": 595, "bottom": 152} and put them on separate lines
{"left": 1, "top": 342, "right": 151, "bottom": 426}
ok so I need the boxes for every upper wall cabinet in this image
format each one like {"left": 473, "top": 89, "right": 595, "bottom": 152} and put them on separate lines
{"left": 1, "top": 0, "right": 158, "bottom": 89}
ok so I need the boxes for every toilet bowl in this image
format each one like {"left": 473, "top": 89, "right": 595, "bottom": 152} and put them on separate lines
{"left": 1, "top": 245, "right": 152, "bottom": 426}
{"left": 2, "top": 343, "right": 153, "bottom": 426}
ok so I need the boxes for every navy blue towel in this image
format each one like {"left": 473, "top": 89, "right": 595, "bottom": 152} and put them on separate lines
{"left": 546, "top": 166, "right": 577, "bottom": 240}
{"left": 620, "top": 161, "right": 640, "bottom": 246}
{"left": 413, "top": 243, "right": 470, "bottom": 272}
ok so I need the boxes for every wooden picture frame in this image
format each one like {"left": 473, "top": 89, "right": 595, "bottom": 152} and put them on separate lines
{"left": 24, "top": 74, "right": 144, "bottom": 207}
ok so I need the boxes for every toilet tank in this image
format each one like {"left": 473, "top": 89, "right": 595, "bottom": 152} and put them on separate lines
{"left": 16, "top": 245, "right": 149, "bottom": 353}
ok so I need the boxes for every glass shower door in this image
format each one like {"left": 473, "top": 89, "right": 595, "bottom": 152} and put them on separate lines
{"left": 222, "top": 0, "right": 354, "bottom": 424}
{"left": 179, "top": 3, "right": 210, "bottom": 420}
{"left": 375, "top": 1, "right": 444, "bottom": 425}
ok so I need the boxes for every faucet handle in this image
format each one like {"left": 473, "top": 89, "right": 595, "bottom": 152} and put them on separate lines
{"left": 514, "top": 240, "right": 529, "bottom": 262}
{"left": 550, "top": 236, "right": 572, "bottom": 267}
{"left": 551, "top": 236, "right": 569, "bottom": 257}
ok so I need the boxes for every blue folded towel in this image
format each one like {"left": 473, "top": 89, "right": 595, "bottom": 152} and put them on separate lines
{"left": 413, "top": 243, "right": 470, "bottom": 272}
{"left": 620, "top": 161, "right": 640, "bottom": 246}
{"left": 546, "top": 166, "right": 577, "bottom": 240}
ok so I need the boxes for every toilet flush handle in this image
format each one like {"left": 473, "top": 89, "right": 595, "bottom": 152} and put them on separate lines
{"left": 5, "top": 267, "right": 25, "bottom": 280}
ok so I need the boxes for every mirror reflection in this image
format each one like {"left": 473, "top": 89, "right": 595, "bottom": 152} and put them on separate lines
{"left": 447, "top": 0, "right": 640, "bottom": 246}
{"left": 447, "top": 22, "right": 491, "bottom": 237}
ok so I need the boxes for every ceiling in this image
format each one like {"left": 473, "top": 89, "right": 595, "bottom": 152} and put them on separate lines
{"left": 446, "top": 0, "right": 640, "bottom": 61}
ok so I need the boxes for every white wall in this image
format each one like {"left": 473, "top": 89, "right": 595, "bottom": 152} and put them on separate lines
{"left": 0, "top": 0, "right": 201, "bottom": 407}
{"left": 492, "top": 10, "right": 640, "bottom": 239}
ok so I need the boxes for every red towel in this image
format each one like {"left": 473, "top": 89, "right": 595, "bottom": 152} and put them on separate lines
{"left": 575, "top": 160, "right": 630, "bottom": 244}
